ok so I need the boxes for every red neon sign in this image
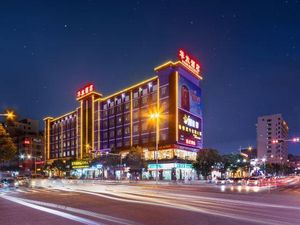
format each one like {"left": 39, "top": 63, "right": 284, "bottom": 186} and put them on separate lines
{"left": 185, "top": 139, "right": 196, "bottom": 146}
{"left": 24, "top": 139, "right": 31, "bottom": 145}
{"left": 77, "top": 84, "right": 94, "bottom": 98}
{"left": 178, "top": 49, "right": 201, "bottom": 77}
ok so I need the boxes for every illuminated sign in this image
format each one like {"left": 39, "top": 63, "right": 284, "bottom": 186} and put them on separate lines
{"left": 76, "top": 84, "right": 94, "bottom": 98}
{"left": 178, "top": 49, "right": 201, "bottom": 77}
{"left": 23, "top": 139, "right": 31, "bottom": 145}
{"left": 71, "top": 160, "right": 89, "bottom": 169}
{"left": 148, "top": 163, "right": 192, "bottom": 170}
{"left": 185, "top": 139, "right": 196, "bottom": 146}
{"left": 183, "top": 114, "right": 199, "bottom": 129}
{"left": 178, "top": 74, "right": 202, "bottom": 117}
{"left": 178, "top": 110, "right": 202, "bottom": 147}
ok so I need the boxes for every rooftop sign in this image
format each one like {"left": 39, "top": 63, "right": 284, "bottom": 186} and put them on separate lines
{"left": 77, "top": 84, "right": 94, "bottom": 98}
{"left": 178, "top": 49, "right": 201, "bottom": 78}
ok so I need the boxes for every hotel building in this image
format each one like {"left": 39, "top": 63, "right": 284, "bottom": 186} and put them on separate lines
{"left": 44, "top": 50, "right": 203, "bottom": 180}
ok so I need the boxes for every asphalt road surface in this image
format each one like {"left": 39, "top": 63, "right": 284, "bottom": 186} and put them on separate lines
{"left": 1, "top": 178, "right": 300, "bottom": 225}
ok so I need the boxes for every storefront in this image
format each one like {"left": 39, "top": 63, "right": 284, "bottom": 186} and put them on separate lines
{"left": 145, "top": 163, "right": 196, "bottom": 181}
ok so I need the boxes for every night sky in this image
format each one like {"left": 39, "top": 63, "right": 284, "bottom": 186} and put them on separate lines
{"left": 1, "top": 0, "right": 299, "bottom": 154}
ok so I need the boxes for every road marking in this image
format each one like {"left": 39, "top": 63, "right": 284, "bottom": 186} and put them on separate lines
{"left": 17, "top": 198, "right": 139, "bottom": 225}
{"left": 0, "top": 195, "right": 104, "bottom": 225}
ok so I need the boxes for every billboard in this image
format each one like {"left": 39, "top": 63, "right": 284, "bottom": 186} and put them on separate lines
{"left": 178, "top": 75, "right": 202, "bottom": 117}
{"left": 178, "top": 109, "right": 202, "bottom": 147}
{"left": 177, "top": 74, "right": 202, "bottom": 148}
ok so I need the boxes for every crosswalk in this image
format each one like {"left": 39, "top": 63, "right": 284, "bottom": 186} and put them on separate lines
{"left": 1, "top": 187, "right": 78, "bottom": 196}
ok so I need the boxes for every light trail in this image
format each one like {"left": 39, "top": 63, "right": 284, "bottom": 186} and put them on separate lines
{"left": 0, "top": 195, "right": 103, "bottom": 225}
{"left": 10, "top": 197, "right": 139, "bottom": 225}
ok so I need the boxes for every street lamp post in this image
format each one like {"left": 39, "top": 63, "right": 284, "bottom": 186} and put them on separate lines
{"left": 150, "top": 113, "right": 159, "bottom": 184}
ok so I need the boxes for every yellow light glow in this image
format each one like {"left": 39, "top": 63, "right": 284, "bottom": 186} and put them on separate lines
{"left": 175, "top": 71, "right": 178, "bottom": 141}
{"left": 98, "top": 76, "right": 158, "bottom": 101}
{"left": 49, "top": 111, "right": 76, "bottom": 122}
{"left": 154, "top": 61, "right": 203, "bottom": 80}
{"left": 6, "top": 111, "right": 15, "bottom": 120}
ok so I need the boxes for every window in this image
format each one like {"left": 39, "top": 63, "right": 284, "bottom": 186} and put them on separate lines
{"left": 109, "top": 118, "right": 115, "bottom": 127}
{"left": 117, "top": 142, "right": 122, "bottom": 147}
{"left": 152, "top": 93, "right": 157, "bottom": 102}
{"left": 133, "top": 111, "right": 139, "bottom": 120}
{"left": 133, "top": 92, "right": 138, "bottom": 98}
{"left": 117, "top": 129, "right": 122, "bottom": 137}
{"left": 142, "top": 96, "right": 148, "bottom": 106}
{"left": 133, "top": 124, "right": 139, "bottom": 133}
{"left": 117, "top": 116, "right": 122, "bottom": 125}
{"left": 109, "top": 108, "right": 114, "bottom": 115}
{"left": 102, "top": 110, "right": 108, "bottom": 117}
{"left": 142, "top": 88, "right": 148, "bottom": 95}
{"left": 124, "top": 140, "right": 130, "bottom": 146}
{"left": 142, "top": 122, "right": 147, "bottom": 131}
{"left": 133, "top": 99, "right": 139, "bottom": 108}
{"left": 160, "top": 131, "right": 168, "bottom": 141}
{"left": 103, "top": 132, "right": 108, "bottom": 139}
{"left": 161, "top": 86, "right": 168, "bottom": 97}
{"left": 133, "top": 138, "right": 139, "bottom": 145}
{"left": 124, "top": 126, "right": 130, "bottom": 135}
{"left": 116, "top": 105, "right": 122, "bottom": 113}
{"left": 124, "top": 113, "right": 130, "bottom": 123}
{"left": 109, "top": 130, "right": 115, "bottom": 138}
{"left": 125, "top": 103, "right": 130, "bottom": 110}
{"left": 103, "top": 120, "right": 108, "bottom": 129}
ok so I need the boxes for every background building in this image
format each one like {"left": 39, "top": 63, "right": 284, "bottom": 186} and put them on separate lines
{"left": 2, "top": 118, "right": 44, "bottom": 173}
{"left": 257, "top": 114, "right": 288, "bottom": 164}
{"left": 44, "top": 50, "right": 203, "bottom": 180}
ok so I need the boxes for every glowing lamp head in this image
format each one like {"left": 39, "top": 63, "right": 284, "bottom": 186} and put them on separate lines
{"left": 6, "top": 111, "right": 15, "bottom": 120}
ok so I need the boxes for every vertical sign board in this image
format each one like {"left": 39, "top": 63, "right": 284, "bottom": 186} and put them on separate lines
{"left": 177, "top": 73, "right": 202, "bottom": 148}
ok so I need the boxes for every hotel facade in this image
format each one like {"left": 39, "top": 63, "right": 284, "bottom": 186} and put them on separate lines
{"left": 44, "top": 50, "right": 203, "bottom": 180}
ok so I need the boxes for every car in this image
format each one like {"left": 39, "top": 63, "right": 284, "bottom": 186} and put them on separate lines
{"left": 1, "top": 178, "right": 18, "bottom": 189}
{"left": 215, "top": 178, "right": 227, "bottom": 185}
{"left": 247, "top": 177, "right": 261, "bottom": 186}
{"left": 231, "top": 178, "right": 245, "bottom": 185}
{"left": 16, "top": 176, "right": 30, "bottom": 186}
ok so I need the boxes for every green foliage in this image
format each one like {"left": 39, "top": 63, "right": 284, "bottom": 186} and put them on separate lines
{"left": 192, "top": 148, "right": 221, "bottom": 179}
{"left": 125, "top": 146, "right": 146, "bottom": 173}
{"left": 0, "top": 124, "right": 17, "bottom": 161}
{"left": 51, "top": 159, "right": 67, "bottom": 171}
{"left": 220, "top": 153, "right": 250, "bottom": 174}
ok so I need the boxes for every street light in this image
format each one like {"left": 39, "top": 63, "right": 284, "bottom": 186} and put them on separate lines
{"left": 149, "top": 112, "right": 160, "bottom": 184}
{"left": 20, "top": 154, "right": 39, "bottom": 174}
{"left": 0, "top": 110, "right": 15, "bottom": 120}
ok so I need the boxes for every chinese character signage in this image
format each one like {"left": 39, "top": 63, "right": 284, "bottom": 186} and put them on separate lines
{"left": 178, "top": 49, "right": 201, "bottom": 78}
{"left": 178, "top": 110, "right": 202, "bottom": 147}
{"left": 77, "top": 84, "right": 94, "bottom": 98}
{"left": 177, "top": 73, "right": 202, "bottom": 148}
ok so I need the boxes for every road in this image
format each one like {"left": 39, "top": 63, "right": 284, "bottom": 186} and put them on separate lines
{"left": 1, "top": 178, "right": 300, "bottom": 225}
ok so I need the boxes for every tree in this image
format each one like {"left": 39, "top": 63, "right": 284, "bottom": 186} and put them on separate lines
{"left": 192, "top": 148, "right": 221, "bottom": 179}
{"left": 220, "top": 153, "right": 250, "bottom": 177}
{"left": 125, "top": 146, "right": 146, "bottom": 177}
{"left": 0, "top": 124, "right": 17, "bottom": 162}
